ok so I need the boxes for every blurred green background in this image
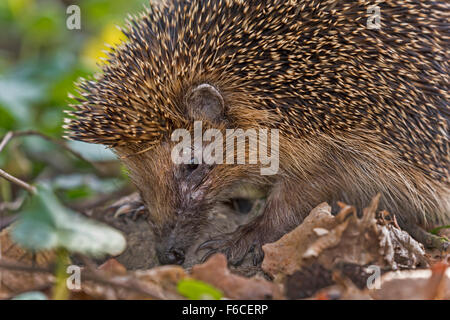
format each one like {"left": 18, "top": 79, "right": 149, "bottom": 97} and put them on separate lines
{"left": 0, "top": 0, "right": 148, "bottom": 208}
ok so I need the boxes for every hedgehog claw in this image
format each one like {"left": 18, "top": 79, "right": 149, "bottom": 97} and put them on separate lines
{"left": 112, "top": 203, "right": 147, "bottom": 221}
{"left": 196, "top": 239, "right": 217, "bottom": 252}
{"left": 197, "top": 226, "right": 265, "bottom": 266}
{"left": 200, "top": 247, "right": 220, "bottom": 263}
{"left": 106, "top": 193, "right": 148, "bottom": 221}
{"left": 252, "top": 245, "right": 265, "bottom": 266}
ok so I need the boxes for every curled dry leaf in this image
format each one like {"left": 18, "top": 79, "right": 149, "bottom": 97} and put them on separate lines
{"left": 262, "top": 195, "right": 427, "bottom": 282}
{"left": 261, "top": 203, "right": 336, "bottom": 280}
{"left": 190, "top": 253, "right": 283, "bottom": 300}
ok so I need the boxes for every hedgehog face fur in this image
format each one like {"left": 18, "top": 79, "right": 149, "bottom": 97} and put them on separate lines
{"left": 116, "top": 132, "right": 269, "bottom": 264}
{"left": 66, "top": 0, "right": 449, "bottom": 265}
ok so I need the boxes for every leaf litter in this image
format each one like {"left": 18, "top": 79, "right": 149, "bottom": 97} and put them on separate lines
{"left": 1, "top": 194, "right": 449, "bottom": 300}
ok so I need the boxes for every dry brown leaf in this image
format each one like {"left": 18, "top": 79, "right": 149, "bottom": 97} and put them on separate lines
{"left": 135, "top": 265, "right": 187, "bottom": 295}
{"left": 0, "top": 228, "right": 55, "bottom": 299}
{"left": 191, "top": 253, "right": 283, "bottom": 299}
{"left": 262, "top": 196, "right": 427, "bottom": 282}
{"left": 98, "top": 258, "right": 127, "bottom": 276}
{"left": 261, "top": 203, "right": 337, "bottom": 280}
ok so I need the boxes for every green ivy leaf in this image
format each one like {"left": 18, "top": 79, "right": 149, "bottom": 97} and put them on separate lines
{"left": 11, "top": 184, "right": 126, "bottom": 257}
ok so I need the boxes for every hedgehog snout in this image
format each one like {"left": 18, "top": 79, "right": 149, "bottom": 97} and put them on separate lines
{"left": 156, "top": 242, "right": 186, "bottom": 265}
{"left": 155, "top": 203, "right": 208, "bottom": 266}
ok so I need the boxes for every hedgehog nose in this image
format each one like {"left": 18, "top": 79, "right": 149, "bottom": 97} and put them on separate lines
{"left": 161, "top": 248, "right": 185, "bottom": 265}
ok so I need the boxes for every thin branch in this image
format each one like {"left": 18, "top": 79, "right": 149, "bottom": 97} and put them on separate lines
{"left": 0, "top": 130, "right": 106, "bottom": 173}
{"left": 0, "top": 259, "right": 50, "bottom": 274}
{"left": 0, "top": 131, "right": 36, "bottom": 194}
{"left": 69, "top": 187, "right": 133, "bottom": 212}
{"left": 12, "top": 130, "right": 105, "bottom": 173}
{"left": 0, "top": 169, "right": 36, "bottom": 194}
{"left": 0, "top": 129, "right": 111, "bottom": 194}
{"left": 0, "top": 195, "right": 25, "bottom": 213}
{"left": 0, "top": 132, "right": 13, "bottom": 153}
{"left": 0, "top": 259, "right": 165, "bottom": 300}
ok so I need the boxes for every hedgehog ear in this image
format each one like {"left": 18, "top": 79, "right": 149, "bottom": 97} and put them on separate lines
{"left": 186, "top": 84, "right": 225, "bottom": 122}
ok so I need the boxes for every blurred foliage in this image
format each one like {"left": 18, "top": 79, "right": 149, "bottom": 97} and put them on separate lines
{"left": 177, "top": 279, "right": 223, "bottom": 300}
{"left": 12, "top": 183, "right": 126, "bottom": 256}
{"left": 12, "top": 291, "right": 48, "bottom": 300}
{"left": 0, "top": 0, "right": 147, "bottom": 204}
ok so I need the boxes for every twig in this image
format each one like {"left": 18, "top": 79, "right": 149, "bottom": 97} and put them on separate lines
{"left": 0, "top": 132, "right": 13, "bottom": 153}
{"left": 0, "top": 259, "right": 164, "bottom": 300}
{"left": 69, "top": 187, "right": 133, "bottom": 212}
{"left": 0, "top": 195, "right": 25, "bottom": 213}
{"left": 0, "top": 129, "right": 110, "bottom": 194}
{"left": 0, "top": 259, "right": 50, "bottom": 274}
{"left": 11, "top": 130, "right": 105, "bottom": 173}
{"left": 0, "top": 130, "right": 106, "bottom": 173}
{"left": 0, "top": 169, "right": 36, "bottom": 194}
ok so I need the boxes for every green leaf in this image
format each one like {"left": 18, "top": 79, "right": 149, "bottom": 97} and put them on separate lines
{"left": 177, "top": 279, "right": 223, "bottom": 300}
{"left": 52, "top": 174, "right": 124, "bottom": 195}
{"left": 0, "top": 78, "right": 43, "bottom": 125}
{"left": 12, "top": 291, "right": 48, "bottom": 300}
{"left": 67, "top": 141, "right": 118, "bottom": 162}
{"left": 12, "top": 184, "right": 126, "bottom": 257}
{"left": 0, "top": 104, "right": 16, "bottom": 133}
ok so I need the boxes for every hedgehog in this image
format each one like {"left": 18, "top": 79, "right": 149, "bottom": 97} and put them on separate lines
{"left": 65, "top": 0, "right": 449, "bottom": 266}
